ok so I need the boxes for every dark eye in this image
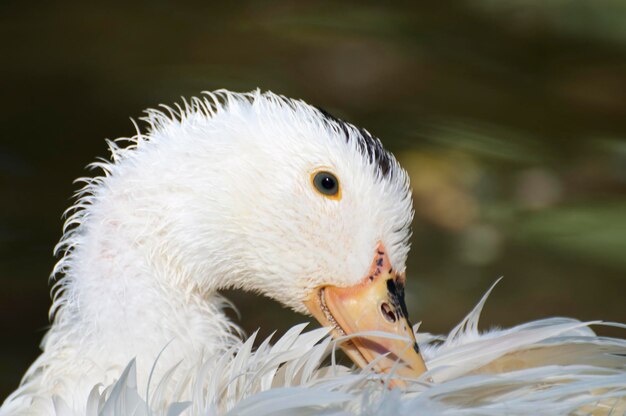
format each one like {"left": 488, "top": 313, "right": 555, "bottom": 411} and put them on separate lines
{"left": 312, "top": 171, "right": 340, "bottom": 198}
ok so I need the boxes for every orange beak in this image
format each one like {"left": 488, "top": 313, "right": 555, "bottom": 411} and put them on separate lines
{"left": 304, "top": 243, "right": 427, "bottom": 386}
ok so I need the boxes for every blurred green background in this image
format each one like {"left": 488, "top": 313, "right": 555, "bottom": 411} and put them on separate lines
{"left": 1, "top": 0, "right": 625, "bottom": 401}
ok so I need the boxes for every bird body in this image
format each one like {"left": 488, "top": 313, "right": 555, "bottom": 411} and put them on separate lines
{"left": 1, "top": 90, "right": 624, "bottom": 415}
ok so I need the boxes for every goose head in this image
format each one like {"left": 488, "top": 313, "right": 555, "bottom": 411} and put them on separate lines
{"left": 155, "top": 92, "right": 428, "bottom": 381}
{"left": 47, "top": 91, "right": 426, "bottom": 392}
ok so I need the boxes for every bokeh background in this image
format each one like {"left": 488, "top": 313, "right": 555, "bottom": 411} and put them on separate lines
{"left": 1, "top": 0, "right": 625, "bottom": 400}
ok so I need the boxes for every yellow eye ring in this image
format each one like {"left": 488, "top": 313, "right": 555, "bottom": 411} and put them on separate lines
{"left": 311, "top": 170, "right": 341, "bottom": 200}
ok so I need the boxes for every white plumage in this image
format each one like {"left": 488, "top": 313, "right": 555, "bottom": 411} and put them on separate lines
{"left": 1, "top": 90, "right": 624, "bottom": 415}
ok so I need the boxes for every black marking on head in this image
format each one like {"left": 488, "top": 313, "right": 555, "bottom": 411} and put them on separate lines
{"left": 316, "top": 107, "right": 393, "bottom": 178}
{"left": 376, "top": 258, "right": 384, "bottom": 267}
{"left": 387, "top": 278, "right": 419, "bottom": 350}
{"left": 386, "top": 278, "right": 410, "bottom": 320}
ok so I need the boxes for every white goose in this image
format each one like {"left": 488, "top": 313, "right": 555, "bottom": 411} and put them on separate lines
{"left": 1, "top": 90, "right": 625, "bottom": 416}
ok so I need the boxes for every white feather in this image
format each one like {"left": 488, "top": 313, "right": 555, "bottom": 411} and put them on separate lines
{"left": 22, "top": 283, "right": 625, "bottom": 415}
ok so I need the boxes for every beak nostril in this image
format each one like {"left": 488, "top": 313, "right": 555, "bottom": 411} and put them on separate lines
{"left": 380, "top": 302, "right": 397, "bottom": 323}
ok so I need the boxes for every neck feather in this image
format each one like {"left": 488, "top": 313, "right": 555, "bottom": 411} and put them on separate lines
{"left": 27, "top": 134, "right": 247, "bottom": 404}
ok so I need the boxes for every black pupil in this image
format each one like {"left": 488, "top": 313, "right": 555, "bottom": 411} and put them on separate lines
{"left": 321, "top": 176, "right": 335, "bottom": 190}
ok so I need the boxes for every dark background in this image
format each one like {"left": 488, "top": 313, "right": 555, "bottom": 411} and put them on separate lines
{"left": 1, "top": 1, "right": 625, "bottom": 400}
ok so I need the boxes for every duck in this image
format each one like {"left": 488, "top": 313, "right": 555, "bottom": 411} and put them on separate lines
{"left": 1, "top": 90, "right": 625, "bottom": 415}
